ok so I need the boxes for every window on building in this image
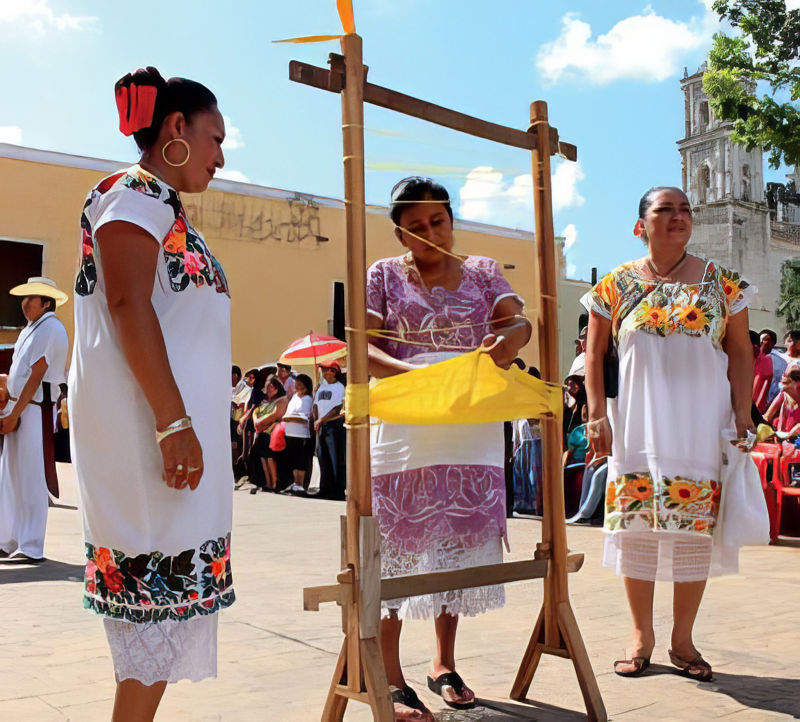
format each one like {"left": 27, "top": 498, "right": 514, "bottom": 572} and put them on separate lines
{"left": 0, "top": 239, "right": 43, "bottom": 328}
{"left": 697, "top": 166, "right": 711, "bottom": 204}
{"left": 330, "top": 281, "right": 345, "bottom": 341}
{"left": 699, "top": 101, "right": 709, "bottom": 129}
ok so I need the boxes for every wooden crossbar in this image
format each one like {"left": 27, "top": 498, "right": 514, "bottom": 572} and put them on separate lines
{"left": 303, "top": 552, "right": 586, "bottom": 611}
{"left": 289, "top": 57, "right": 577, "bottom": 161}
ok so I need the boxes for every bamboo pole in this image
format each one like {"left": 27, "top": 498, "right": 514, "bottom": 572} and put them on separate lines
{"left": 340, "top": 29, "right": 368, "bottom": 697}
{"left": 529, "top": 101, "right": 569, "bottom": 649}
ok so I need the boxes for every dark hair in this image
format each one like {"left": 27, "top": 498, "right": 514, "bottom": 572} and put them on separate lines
{"left": 749, "top": 330, "right": 761, "bottom": 346}
{"left": 115, "top": 67, "right": 217, "bottom": 151}
{"left": 277, "top": 362, "right": 292, "bottom": 372}
{"left": 38, "top": 295, "right": 55, "bottom": 312}
{"left": 788, "top": 368, "right": 800, "bottom": 382}
{"left": 759, "top": 329, "right": 777, "bottom": 345}
{"left": 638, "top": 186, "right": 688, "bottom": 219}
{"left": 265, "top": 375, "right": 286, "bottom": 398}
{"left": 232, "top": 365, "right": 242, "bottom": 380}
{"left": 389, "top": 176, "right": 453, "bottom": 226}
{"left": 244, "top": 367, "right": 259, "bottom": 379}
{"left": 294, "top": 373, "right": 313, "bottom": 395}
{"left": 786, "top": 330, "right": 800, "bottom": 343}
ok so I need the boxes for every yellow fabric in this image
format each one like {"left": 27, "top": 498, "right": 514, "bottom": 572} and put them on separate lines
{"left": 369, "top": 349, "right": 562, "bottom": 425}
{"left": 345, "top": 383, "right": 370, "bottom": 424}
{"left": 337, "top": 0, "right": 356, "bottom": 33}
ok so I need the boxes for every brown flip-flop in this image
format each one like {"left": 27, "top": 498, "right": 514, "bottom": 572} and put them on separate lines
{"left": 613, "top": 656, "right": 651, "bottom": 677}
{"left": 668, "top": 649, "right": 713, "bottom": 681}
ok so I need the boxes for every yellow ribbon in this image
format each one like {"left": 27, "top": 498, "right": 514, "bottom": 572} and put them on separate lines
{"left": 273, "top": 0, "right": 355, "bottom": 44}
{"left": 345, "top": 382, "right": 370, "bottom": 425}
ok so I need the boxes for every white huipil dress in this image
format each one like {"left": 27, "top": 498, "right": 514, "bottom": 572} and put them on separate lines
{"left": 69, "top": 165, "right": 234, "bottom": 684}
{"left": 586, "top": 260, "right": 767, "bottom": 582}
{"left": 0, "top": 312, "right": 68, "bottom": 559}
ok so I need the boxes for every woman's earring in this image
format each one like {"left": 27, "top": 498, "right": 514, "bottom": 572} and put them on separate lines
{"left": 162, "top": 138, "right": 190, "bottom": 167}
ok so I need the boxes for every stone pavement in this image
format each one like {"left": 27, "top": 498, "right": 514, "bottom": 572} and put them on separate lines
{"left": 1, "top": 463, "right": 798, "bottom": 721}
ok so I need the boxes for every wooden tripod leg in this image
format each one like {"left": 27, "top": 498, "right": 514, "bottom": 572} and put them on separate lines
{"left": 510, "top": 605, "right": 545, "bottom": 701}
{"left": 557, "top": 601, "right": 607, "bottom": 722}
{"left": 360, "top": 637, "right": 394, "bottom": 721}
{"left": 321, "top": 639, "right": 349, "bottom": 722}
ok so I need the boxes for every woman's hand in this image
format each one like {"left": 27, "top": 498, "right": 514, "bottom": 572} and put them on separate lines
{"left": 481, "top": 333, "right": 515, "bottom": 369}
{"left": 731, "top": 411, "right": 756, "bottom": 451}
{"left": 158, "top": 427, "right": 204, "bottom": 490}
{"left": 586, "top": 417, "right": 612, "bottom": 458}
{"left": 0, "top": 412, "right": 19, "bottom": 435}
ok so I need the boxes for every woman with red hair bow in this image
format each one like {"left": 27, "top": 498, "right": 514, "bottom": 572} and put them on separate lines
{"left": 68, "top": 67, "right": 233, "bottom": 721}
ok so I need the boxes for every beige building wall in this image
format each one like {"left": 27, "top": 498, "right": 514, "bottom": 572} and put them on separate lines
{"left": 1, "top": 144, "right": 587, "bottom": 378}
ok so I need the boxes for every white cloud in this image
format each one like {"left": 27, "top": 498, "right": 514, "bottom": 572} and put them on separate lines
{"left": 0, "top": 125, "right": 22, "bottom": 144}
{"left": 215, "top": 169, "right": 250, "bottom": 183}
{"left": 0, "top": 0, "right": 95, "bottom": 32}
{"left": 562, "top": 223, "right": 578, "bottom": 251}
{"left": 552, "top": 161, "right": 585, "bottom": 213}
{"left": 222, "top": 116, "right": 244, "bottom": 150}
{"left": 458, "top": 160, "right": 584, "bottom": 230}
{"left": 788, "top": 0, "right": 800, "bottom": 10}
{"left": 537, "top": 4, "right": 718, "bottom": 85}
{"left": 561, "top": 224, "right": 579, "bottom": 279}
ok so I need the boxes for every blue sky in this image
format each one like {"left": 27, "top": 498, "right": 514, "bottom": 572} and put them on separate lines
{"left": 0, "top": 0, "right": 792, "bottom": 279}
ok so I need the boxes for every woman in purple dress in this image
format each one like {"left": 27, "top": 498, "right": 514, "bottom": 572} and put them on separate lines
{"left": 366, "top": 177, "right": 531, "bottom": 720}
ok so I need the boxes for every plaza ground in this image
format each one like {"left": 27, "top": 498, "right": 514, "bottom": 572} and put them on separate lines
{"left": 0, "top": 463, "right": 798, "bottom": 721}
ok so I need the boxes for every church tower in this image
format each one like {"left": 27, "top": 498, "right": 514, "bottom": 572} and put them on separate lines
{"left": 677, "top": 63, "right": 772, "bottom": 315}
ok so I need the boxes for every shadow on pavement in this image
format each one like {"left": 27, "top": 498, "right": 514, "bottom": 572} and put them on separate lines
{"left": 644, "top": 664, "right": 800, "bottom": 718}
{"left": 431, "top": 698, "right": 585, "bottom": 720}
{"left": 702, "top": 670, "right": 800, "bottom": 718}
{"left": 0, "top": 559, "right": 84, "bottom": 584}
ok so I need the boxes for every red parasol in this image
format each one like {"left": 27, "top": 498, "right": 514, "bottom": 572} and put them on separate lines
{"left": 279, "top": 332, "right": 347, "bottom": 366}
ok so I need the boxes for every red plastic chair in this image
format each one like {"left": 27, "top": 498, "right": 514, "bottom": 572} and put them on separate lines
{"left": 751, "top": 444, "right": 781, "bottom": 542}
{"left": 776, "top": 449, "right": 800, "bottom": 539}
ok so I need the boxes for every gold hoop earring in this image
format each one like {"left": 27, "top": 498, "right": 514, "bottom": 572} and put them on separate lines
{"left": 162, "top": 138, "right": 190, "bottom": 167}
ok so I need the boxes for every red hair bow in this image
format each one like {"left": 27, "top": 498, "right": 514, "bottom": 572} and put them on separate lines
{"left": 115, "top": 83, "right": 157, "bottom": 136}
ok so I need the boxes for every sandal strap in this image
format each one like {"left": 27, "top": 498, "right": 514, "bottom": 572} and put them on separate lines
{"left": 390, "top": 684, "right": 426, "bottom": 711}
{"left": 432, "top": 671, "right": 466, "bottom": 694}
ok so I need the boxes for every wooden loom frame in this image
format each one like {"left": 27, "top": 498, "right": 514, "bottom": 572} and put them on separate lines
{"left": 293, "top": 33, "right": 607, "bottom": 722}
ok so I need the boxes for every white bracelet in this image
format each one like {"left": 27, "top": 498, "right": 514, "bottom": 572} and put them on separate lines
{"left": 586, "top": 417, "right": 607, "bottom": 429}
{"left": 156, "top": 416, "right": 192, "bottom": 444}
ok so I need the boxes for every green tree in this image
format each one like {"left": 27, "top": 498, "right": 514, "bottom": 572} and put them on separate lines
{"left": 704, "top": 0, "right": 800, "bottom": 168}
{"left": 777, "top": 259, "right": 800, "bottom": 329}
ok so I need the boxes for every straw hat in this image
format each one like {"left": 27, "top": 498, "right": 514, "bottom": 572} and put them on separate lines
{"left": 9, "top": 276, "right": 69, "bottom": 307}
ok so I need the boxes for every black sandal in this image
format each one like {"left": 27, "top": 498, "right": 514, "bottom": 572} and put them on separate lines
{"left": 669, "top": 649, "right": 713, "bottom": 682}
{"left": 390, "top": 685, "right": 431, "bottom": 716}
{"left": 426, "top": 671, "right": 476, "bottom": 710}
{"left": 613, "top": 656, "right": 651, "bottom": 677}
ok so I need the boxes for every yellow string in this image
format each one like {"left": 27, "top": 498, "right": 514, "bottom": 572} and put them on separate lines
{"left": 394, "top": 224, "right": 466, "bottom": 264}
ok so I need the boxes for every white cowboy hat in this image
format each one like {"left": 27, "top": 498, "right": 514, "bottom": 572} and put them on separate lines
{"left": 9, "top": 276, "right": 69, "bottom": 307}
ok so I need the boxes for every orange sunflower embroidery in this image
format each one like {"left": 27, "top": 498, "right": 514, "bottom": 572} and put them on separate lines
{"left": 678, "top": 305, "right": 707, "bottom": 331}
{"left": 163, "top": 217, "right": 188, "bottom": 255}
{"left": 606, "top": 484, "right": 617, "bottom": 507}
{"left": 626, "top": 478, "right": 653, "bottom": 501}
{"left": 667, "top": 481, "right": 702, "bottom": 504}
{"left": 638, "top": 303, "right": 668, "bottom": 328}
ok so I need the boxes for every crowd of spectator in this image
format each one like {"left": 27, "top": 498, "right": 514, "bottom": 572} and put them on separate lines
{"left": 230, "top": 360, "right": 347, "bottom": 500}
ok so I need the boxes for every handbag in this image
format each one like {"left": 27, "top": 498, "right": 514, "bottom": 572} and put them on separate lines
{"left": 269, "top": 422, "right": 287, "bottom": 452}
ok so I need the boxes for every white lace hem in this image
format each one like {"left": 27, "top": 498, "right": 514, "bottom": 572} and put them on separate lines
{"left": 103, "top": 614, "right": 218, "bottom": 685}
{"left": 602, "top": 530, "right": 736, "bottom": 582}
{"left": 382, "top": 536, "right": 505, "bottom": 620}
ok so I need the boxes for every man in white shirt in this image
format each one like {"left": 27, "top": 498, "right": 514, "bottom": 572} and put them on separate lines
{"left": 312, "top": 360, "right": 346, "bottom": 500}
{"left": 0, "top": 278, "right": 69, "bottom": 562}
{"left": 277, "top": 362, "right": 296, "bottom": 399}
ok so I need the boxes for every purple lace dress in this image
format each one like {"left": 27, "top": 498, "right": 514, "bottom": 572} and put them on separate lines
{"left": 367, "top": 253, "right": 521, "bottom": 619}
